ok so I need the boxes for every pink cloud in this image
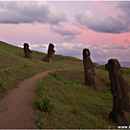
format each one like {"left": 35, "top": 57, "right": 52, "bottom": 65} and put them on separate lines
{"left": 94, "top": 1, "right": 120, "bottom": 18}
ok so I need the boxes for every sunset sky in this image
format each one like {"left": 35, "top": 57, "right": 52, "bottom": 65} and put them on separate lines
{"left": 0, "top": 1, "right": 130, "bottom": 62}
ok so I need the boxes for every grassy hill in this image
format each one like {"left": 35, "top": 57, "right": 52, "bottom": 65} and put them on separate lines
{"left": 0, "top": 41, "right": 130, "bottom": 129}
{"left": 33, "top": 65, "right": 130, "bottom": 129}
{"left": 0, "top": 41, "right": 82, "bottom": 97}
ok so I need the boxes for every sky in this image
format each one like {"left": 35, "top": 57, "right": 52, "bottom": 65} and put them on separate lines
{"left": 0, "top": 1, "right": 130, "bottom": 62}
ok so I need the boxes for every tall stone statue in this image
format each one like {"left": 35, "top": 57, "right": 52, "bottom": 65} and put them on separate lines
{"left": 23, "top": 43, "right": 32, "bottom": 59}
{"left": 83, "top": 48, "right": 96, "bottom": 90}
{"left": 43, "top": 43, "right": 55, "bottom": 63}
{"left": 105, "top": 59, "right": 130, "bottom": 125}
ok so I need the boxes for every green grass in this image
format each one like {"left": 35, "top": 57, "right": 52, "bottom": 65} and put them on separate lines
{"left": 0, "top": 41, "right": 82, "bottom": 98}
{"left": 1, "top": 41, "right": 130, "bottom": 129}
{"left": 34, "top": 67, "right": 130, "bottom": 129}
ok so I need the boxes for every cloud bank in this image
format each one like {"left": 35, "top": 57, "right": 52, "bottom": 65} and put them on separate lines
{"left": 0, "top": 1, "right": 67, "bottom": 25}
{"left": 31, "top": 42, "right": 130, "bottom": 62}
{"left": 75, "top": 2, "right": 130, "bottom": 34}
{"left": 50, "top": 26, "right": 81, "bottom": 36}
{"left": 117, "top": 1, "right": 130, "bottom": 24}
{"left": 50, "top": 25, "right": 81, "bottom": 41}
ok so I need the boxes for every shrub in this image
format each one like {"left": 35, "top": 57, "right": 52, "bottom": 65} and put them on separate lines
{"left": 33, "top": 97, "right": 54, "bottom": 113}
{"left": 4, "top": 69, "right": 12, "bottom": 75}
{"left": 0, "top": 79, "right": 7, "bottom": 92}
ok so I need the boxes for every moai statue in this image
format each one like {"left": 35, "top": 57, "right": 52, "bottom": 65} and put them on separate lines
{"left": 105, "top": 59, "right": 130, "bottom": 125}
{"left": 83, "top": 48, "right": 96, "bottom": 90}
{"left": 23, "top": 43, "right": 32, "bottom": 59}
{"left": 43, "top": 43, "right": 55, "bottom": 63}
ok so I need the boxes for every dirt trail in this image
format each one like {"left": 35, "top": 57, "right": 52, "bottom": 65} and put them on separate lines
{"left": 0, "top": 67, "right": 82, "bottom": 129}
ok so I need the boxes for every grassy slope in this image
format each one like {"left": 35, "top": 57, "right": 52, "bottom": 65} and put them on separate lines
{"left": 0, "top": 41, "right": 130, "bottom": 129}
{"left": 34, "top": 66, "right": 130, "bottom": 129}
{"left": 0, "top": 41, "right": 82, "bottom": 98}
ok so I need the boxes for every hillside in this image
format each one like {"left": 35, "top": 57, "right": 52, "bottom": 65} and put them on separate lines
{"left": 0, "top": 41, "right": 130, "bottom": 129}
{"left": 33, "top": 65, "right": 130, "bottom": 129}
{"left": 0, "top": 41, "right": 82, "bottom": 98}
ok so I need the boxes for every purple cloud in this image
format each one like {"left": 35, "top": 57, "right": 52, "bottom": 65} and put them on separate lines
{"left": 50, "top": 25, "right": 81, "bottom": 41}
{"left": 75, "top": 9, "right": 128, "bottom": 34}
{"left": 50, "top": 26, "right": 81, "bottom": 36}
{"left": 114, "top": 44, "right": 126, "bottom": 49}
{"left": 0, "top": 1, "right": 67, "bottom": 25}
{"left": 118, "top": 1, "right": 130, "bottom": 22}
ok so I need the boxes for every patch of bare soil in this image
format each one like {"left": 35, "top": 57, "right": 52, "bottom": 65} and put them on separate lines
{"left": 0, "top": 67, "right": 82, "bottom": 129}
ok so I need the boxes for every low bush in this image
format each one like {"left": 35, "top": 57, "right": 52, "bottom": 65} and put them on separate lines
{"left": 33, "top": 97, "right": 54, "bottom": 113}
{"left": 0, "top": 79, "right": 7, "bottom": 92}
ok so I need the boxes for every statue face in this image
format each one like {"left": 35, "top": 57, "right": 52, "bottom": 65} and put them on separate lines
{"left": 49, "top": 43, "right": 54, "bottom": 48}
{"left": 24, "top": 43, "right": 29, "bottom": 48}
{"left": 83, "top": 48, "right": 91, "bottom": 57}
{"left": 85, "top": 49, "right": 90, "bottom": 56}
{"left": 86, "top": 50, "right": 89, "bottom": 55}
{"left": 25, "top": 45, "right": 29, "bottom": 48}
{"left": 108, "top": 59, "right": 121, "bottom": 71}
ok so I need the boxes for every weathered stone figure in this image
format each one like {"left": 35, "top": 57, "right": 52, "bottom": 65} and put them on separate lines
{"left": 43, "top": 43, "right": 55, "bottom": 63}
{"left": 105, "top": 59, "right": 130, "bottom": 125}
{"left": 83, "top": 48, "right": 96, "bottom": 90}
{"left": 23, "top": 43, "right": 32, "bottom": 59}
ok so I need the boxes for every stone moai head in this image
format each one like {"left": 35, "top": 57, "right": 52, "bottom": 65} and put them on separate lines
{"left": 83, "top": 48, "right": 90, "bottom": 57}
{"left": 106, "top": 59, "right": 121, "bottom": 73}
{"left": 49, "top": 43, "right": 54, "bottom": 50}
{"left": 48, "top": 43, "right": 55, "bottom": 54}
{"left": 23, "top": 43, "right": 29, "bottom": 48}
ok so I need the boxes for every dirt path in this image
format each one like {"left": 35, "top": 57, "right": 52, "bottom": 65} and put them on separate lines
{"left": 0, "top": 67, "right": 82, "bottom": 129}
